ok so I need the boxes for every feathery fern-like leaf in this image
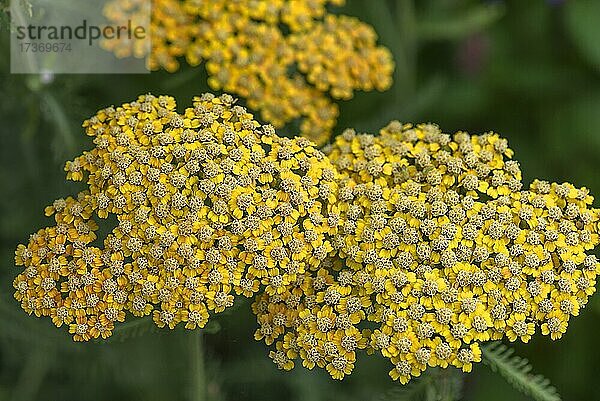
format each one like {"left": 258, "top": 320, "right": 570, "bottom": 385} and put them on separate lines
{"left": 101, "top": 317, "right": 158, "bottom": 343}
{"left": 481, "top": 342, "right": 561, "bottom": 401}
{"left": 101, "top": 317, "right": 221, "bottom": 343}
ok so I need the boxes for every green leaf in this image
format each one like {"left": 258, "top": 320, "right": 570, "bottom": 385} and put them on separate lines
{"left": 418, "top": 4, "right": 505, "bottom": 41}
{"left": 481, "top": 342, "right": 561, "bottom": 401}
{"left": 103, "top": 316, "right": 222, "bottom": 343}
{"left": 0, "top": 295, "right": 73, "bottom": 348}
{"left": 564, "top": 0, "right": 600, "bottom": 71}
{"left": 102, "top": 316, "right": 158, "bottom": 343}
{"left": 204, "top": 320, "right": 221, "bottom": 334}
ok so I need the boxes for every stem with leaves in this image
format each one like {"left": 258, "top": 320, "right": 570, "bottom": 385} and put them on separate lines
{"left": 481, "top": 342, "right": 561, "bottom": 401}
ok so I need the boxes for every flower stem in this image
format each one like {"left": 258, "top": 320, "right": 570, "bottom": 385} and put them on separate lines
{"left": 395, "top": 0, "right": 417, "bottom": 100}
{"left": 190, "top": 332, "right": 206, "bottom": 401}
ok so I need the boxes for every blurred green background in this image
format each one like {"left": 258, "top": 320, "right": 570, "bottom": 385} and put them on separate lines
{"left": 1, "top": 0, "right": 600, "bottom": 400}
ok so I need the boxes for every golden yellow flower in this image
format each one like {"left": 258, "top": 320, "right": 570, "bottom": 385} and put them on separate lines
{"left": 101, "top": 0, "right": 394, "bottom": 144}
{"left": 13, "top": 92, "right": 340, "bottom": 341}
{"left": 253, "top": 121, "right": 600, "bottom": 383}
{"left": 12, "top": 95, "right": 600, "bottom": 385}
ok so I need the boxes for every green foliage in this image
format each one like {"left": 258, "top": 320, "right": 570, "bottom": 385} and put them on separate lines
{"left": 564, "top": 0, "right": 600, "bottom": 72}
{"left": 378, "top": 369, "right": 463, "bottom": 401}
{"left": 3, "top": 0, "right": 32, "bottom": 30}
{"left": 103, "top": 318, "right": 221, "bottom": 344}
{"left": 2, "top": 0, "right": 600, "bottom": 400}
{"left": 0, "top": 295, "right": 74, "bottom": 348}
{"left": 481, "top": 342, "right": 561, "bottom": 401}
{"left": 100, "top": 317, "right": 159, "bottom": 343}
{"left": 417, "top": 3, "right": 505, "bottom": 41}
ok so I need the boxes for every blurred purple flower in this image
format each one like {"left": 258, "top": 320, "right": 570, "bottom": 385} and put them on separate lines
{"left": 455, "top": 34, "right": 490, "bottom": 76}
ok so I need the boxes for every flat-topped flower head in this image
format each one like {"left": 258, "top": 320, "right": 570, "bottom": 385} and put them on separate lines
{"left": 101, "top": 0, "right": 393, "bottom": 144}
{"left": 14, "top": 92, "right": 340, "bottom": 340}
{"left": 252, "top": 121, "right": 600, "bottom": 383}
{"left": 12, "top": 104, "right": 600, "bottom": 384}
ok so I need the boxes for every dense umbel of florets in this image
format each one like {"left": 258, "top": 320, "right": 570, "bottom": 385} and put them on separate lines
{"left": 13, "top": 93, "right": 340, "bottom": 340}
{"left": 12, "top": 97, "right": 600, "bottom": 383}
{"left": 101, "top": 0, "right": 394, "bottom": 144}
{"left": 252, "top": 122, "right": 600, "bottom": 382}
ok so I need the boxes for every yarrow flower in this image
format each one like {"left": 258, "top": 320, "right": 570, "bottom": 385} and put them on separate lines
{"left": 101, "top": 0, "right": 394, "bottom": 144}
{"left": 12, "top": 93, "right": 600, "bottom": 384}
{"left": 252, "top": 122, "right": 600, "bottom": 383}
{"left": 13, "top": 92, "right": 340, "bottom": 340}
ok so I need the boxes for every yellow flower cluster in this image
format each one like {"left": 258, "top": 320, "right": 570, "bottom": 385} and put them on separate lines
{"left": 12, "top": 93, "right": 600, "bottom": 384}
{"left": 101, "top": 0, "right": 394, "bottom": 144}
{"left": 253, "top": 122, "right": 600, "bottom": 382}
{"left": 13, "top": 93, "right": 340, "bottom": 341}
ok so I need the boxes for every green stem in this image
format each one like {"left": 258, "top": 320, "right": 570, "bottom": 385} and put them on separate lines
{"left": 11, "top": 345, "right": 53, "bottom": 401}
{"left": 395, "top": 0, "right": 417, "bottom": 101}
{"left": 41, "top": 90, "right": 76, "bottom": 155}
{"left": 190, "top": 332, "right": 206, "bottom": 401}
{"left": 438, "top": 368, "right": 462, "bottom": 401}
{"left": 10, "top": 0, "right": 38, "bottom": 73}
{"left": 20, "top": 97, "right": 41, "bottom": 181}
{"left": 365, "top": 0, "right": 415, "bottom": 103}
